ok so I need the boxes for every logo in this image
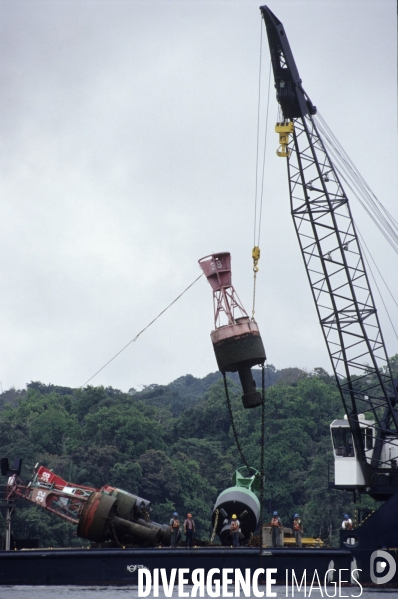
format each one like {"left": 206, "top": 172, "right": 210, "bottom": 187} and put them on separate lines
{"left": 370, "top": 550, "right": 396, "bottom": 584}
{"left": 127, "top": 565, "right": 147, "bottom": 573}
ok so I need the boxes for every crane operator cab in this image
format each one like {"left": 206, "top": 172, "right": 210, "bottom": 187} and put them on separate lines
{"left": 330, "top": 414, "right": 374, "bottom": 487}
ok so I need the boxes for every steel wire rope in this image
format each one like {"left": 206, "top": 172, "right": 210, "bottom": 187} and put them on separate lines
{"left": 253, "top": 18, "right": 263, "bottom": 248}
{"left": 222, "top": 368, "right": 267, "bottom": 547}
{"left": 80, "top": 273, "right": 204, "bottom": 388}
{"left": 328, "top": 157, "right": 398, "bottom": 254}
{"left": 336, "top": 167, "right": 398, "bottom": 254}
{"left": 259, "top": 364, "right": 266, "bottom": 530}
{"left": 316, "top": 112, "right": 398, "bottom": 229}
{"left": 317, "top": 122, "right": 398, "bottom": 244}
{"left": 222, "top": 373, "right": 251, "bottom": 471}
{"left": 314, "top": 113, "right": 398, "bottom": 252}
{"left": 356, "top": 228, "right": 398, "bottom": 311}
{"left": 356, "top": 228, "right": 398, "bottom": 342}
{"left": 343, "top": 215, "right": 398, "bottom": 443}
{"left": 325, "top": 143, "right": 398, "bottom": 249}
{"left": 257, "top": 62, "right": 272, "bottom": 249}
{"left": 314, "top": 114, "right": 398, "bottom": 238}
{"left": 252, "top": 34, "right": 272, "bottom": 319}
{"left": 256, "top": 363, "right": 266, "bottom": 561}
{"left": 316, "top": 112, "right": 397, "bottom": 227}
{"left": 251, "top": 21, "right": 270, "bottom": 541}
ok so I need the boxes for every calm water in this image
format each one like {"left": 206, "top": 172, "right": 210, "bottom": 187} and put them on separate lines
{"left": 1, "top": 587, "right": 397, "bottom": 599}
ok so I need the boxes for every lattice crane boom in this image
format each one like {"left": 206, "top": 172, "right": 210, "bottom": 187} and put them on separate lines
{"left": 260, "top": 5, "right": 398, "bottom": 499}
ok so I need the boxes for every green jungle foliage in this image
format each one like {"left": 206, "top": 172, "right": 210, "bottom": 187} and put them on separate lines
{"left": 1, "top": 358, "right": 395, "bottom": 548}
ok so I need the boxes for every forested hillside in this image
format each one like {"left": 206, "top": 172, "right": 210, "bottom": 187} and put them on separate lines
{"left": 2, "top": 359, "right": 394, "bottom": 547}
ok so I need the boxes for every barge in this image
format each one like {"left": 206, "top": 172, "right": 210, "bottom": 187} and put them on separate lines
{"left": 1, "top": 4, "right": 398, "bottom": 589}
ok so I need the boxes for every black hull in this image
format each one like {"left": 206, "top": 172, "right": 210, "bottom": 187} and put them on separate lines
{"left": 0, "top": 546, "right": 371, "bottom": 586}
{"left": 2, "top": 493, "right": 398, "bottom": 586}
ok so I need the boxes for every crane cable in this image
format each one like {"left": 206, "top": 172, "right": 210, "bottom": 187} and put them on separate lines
{"left": 356, "top": 227, "right": 398, "bottom": 342}
{"left": 80, "top": 272, "right": 204, "bottom": 388}
{"left": 223, "top": 373, "right": 251, "bottom": 470}
{"left": 316, "top": 112, "right": 398, "bottom": 233}
{"left": 252, "top": 20, "right": 272, "bottom": 319}
{"left": 313, "top": 112, "right": 398, "bottom": 339}
{"left": 314, "top": 112, "right": 398, "bottom": 255}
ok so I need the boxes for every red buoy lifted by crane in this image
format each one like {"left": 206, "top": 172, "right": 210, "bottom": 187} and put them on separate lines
{"left": 199, "top": 252, "right": 266, "bottom": 408}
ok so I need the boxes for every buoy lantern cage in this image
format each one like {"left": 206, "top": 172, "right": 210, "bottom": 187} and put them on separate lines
{"left": 199, "top": 252, "right": 266, "bottom": 408}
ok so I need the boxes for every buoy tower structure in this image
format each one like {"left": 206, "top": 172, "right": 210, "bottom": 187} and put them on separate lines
{"left": 199, "top": 252, "right": 266, "bottom": 408}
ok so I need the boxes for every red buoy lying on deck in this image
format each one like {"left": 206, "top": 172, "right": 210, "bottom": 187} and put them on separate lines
{"left": 199, "top": 252, "right": 266, "bottom": 408}
{"left": 6, "top": 464, "right": 172, "bottom": 547}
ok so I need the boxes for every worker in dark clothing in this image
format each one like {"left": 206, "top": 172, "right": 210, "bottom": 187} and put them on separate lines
{"left": 270, "top": 511, "right": 283, "bottom": 547}
{"left": 183, "top": 513, "right": 196, "bottom": 548}
{"left": 169, "top": 512, "right": 180, "bottom": 547}
{"left": 230, "top": 514, "right": 240, "bottom": 547}
{"left": 293, "top": 513, "right": 303, "bottom": 547}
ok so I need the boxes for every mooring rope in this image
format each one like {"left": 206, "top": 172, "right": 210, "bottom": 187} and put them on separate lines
{"left": 80, "top": 273, "right": 203, "bottom": 388}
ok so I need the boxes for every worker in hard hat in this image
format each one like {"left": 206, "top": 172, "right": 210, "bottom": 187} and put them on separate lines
{"left": 183, "top": 513, "right": 196, "bottom": 548}
{"left": 293, "top": 513, "right": 303, "bottom": 547}
{"left": 270, "top": 511, "right": 283, "bottom": 547}
{"left": 169, "top": 512, "right": 181, "bottom": 547}
{"left": 341, "top": 514, "right": 353, "bottom": 530}
{"left": 230, "top": 514, "right": 240, "bottom": 547}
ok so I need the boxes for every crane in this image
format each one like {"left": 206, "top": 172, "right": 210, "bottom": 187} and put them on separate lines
{"left": 260, "top": 5, "right": 398, "bottom": 503}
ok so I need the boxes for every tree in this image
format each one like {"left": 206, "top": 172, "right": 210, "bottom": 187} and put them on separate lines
{"left": 1, "top": 359, "right": 380, "bottom": 546}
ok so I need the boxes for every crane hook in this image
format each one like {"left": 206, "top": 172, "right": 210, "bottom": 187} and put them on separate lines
{"left": 252, "top": 246, "right": 260, "bottom": 319}
{"left": 252, "top": 246, "right": 260, "bottom": 273}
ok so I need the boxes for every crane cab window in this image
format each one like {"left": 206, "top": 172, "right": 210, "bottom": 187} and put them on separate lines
{"left": 361, "top": 427, "right": 373, "bottom": 450}
{"left": 332, "top": 427, "right": 354, "bottom": 457}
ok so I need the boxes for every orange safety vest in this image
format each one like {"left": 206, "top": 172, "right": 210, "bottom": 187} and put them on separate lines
{"left": 271, "top": 517, "right": 280, "bottom": 527}
{"left": 293, "top": 519, "right": 301, "bottom": 531}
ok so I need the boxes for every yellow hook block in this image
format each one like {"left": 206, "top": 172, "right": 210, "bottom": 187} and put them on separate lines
{"left": 275, "top": 122, "right": 294, "bottom": 157}
{"left": 252, "top": 246, "right": 260, "bottom": 273}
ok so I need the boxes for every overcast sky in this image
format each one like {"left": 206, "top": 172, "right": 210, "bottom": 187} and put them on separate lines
{"left": 1, "top": 0, "right": 397, "bottom": 392}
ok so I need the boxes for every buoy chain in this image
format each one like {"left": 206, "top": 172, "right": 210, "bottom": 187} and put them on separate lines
{"left": 110, "top": 521, "right": 123, "bottom": 548}
{"left": 223, "top": 373, "right": 251, "bottom": 471}
{"left": 251, "top": 246, "right": 260, "bottom": 319}
{"left": 252, "top": 271, "right": 257, "bottom": 319}
{"left": 222, "top": 369, "right": 266, "bottom": 556}
{"left": 209, "top": 508, "right": 219, "bottom": 545}
{"left": 259, "top": 364, "right": 266, "bottom": 556}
